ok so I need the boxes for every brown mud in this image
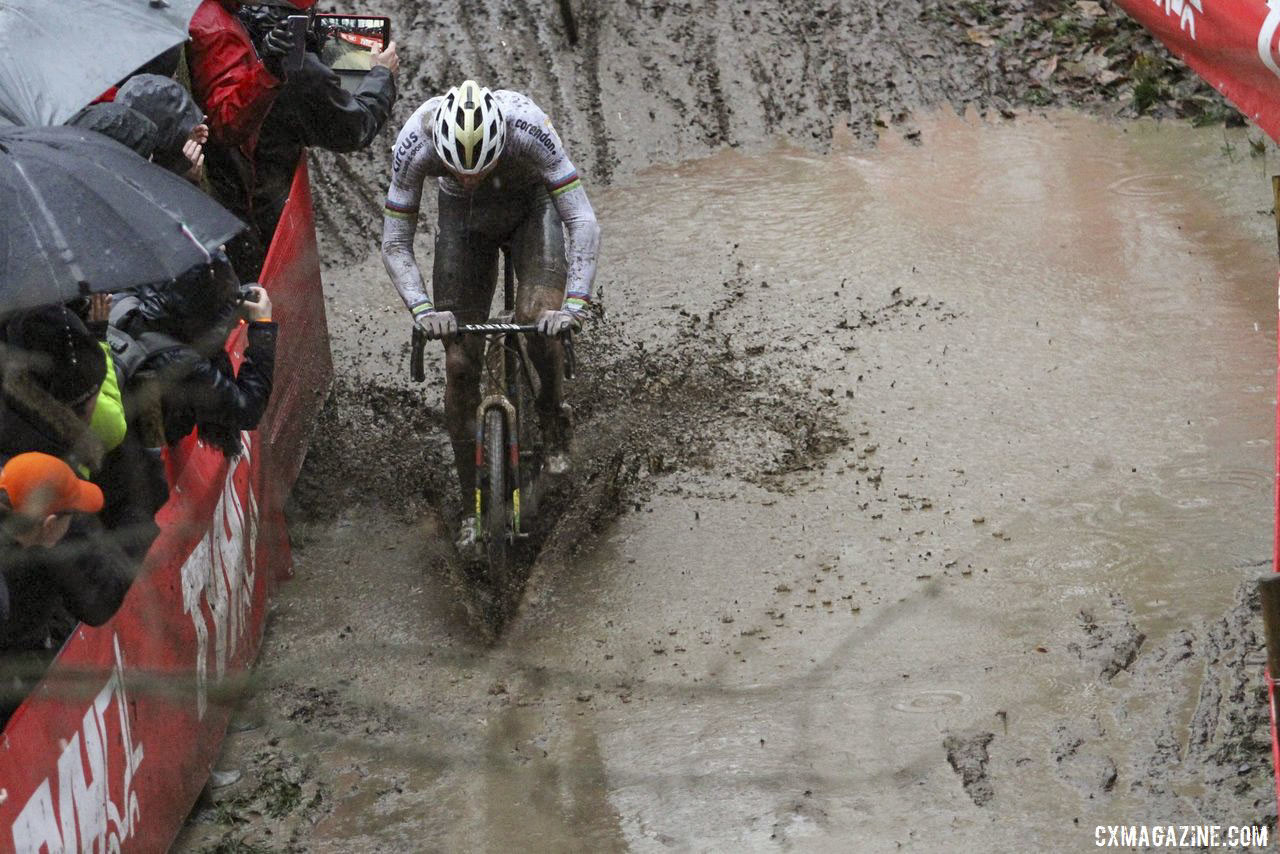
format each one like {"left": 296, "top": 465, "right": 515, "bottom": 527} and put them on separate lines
{"left": 305, "top": 0, "right": 1235, "bottom": 270}
{"left": 178, "top": 1, "right": 1280, "bottom": 850}
{"left": 178, "top": 112, "right": 1280, "bottom": 851}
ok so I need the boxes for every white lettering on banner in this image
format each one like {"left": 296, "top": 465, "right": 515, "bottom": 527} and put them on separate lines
{"left": 181, "top": 433, "right": 259, "bottom": 719}
{"left": 1260, "top": 0, "right": 1280, "bottom": 79}
{"left": 1155, "top": 0, "right": 1202, "bottom": 39}
{"left": 10, "top": 635, "right": 145, "bottom": 853}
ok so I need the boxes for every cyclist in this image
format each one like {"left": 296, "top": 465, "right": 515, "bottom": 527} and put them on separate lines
{"left": 381, "top": 80, "right": 601, "bottom": 554}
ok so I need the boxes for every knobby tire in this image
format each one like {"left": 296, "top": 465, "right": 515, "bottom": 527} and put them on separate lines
{"left": 483, "top": 408, "right": 511, "bottom": 590}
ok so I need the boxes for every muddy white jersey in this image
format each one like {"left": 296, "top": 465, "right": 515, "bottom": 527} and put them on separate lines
{"left": 381, "top": 90, "right": 600, "bottom": 316}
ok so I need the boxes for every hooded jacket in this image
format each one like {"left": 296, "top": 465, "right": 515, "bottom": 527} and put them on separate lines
{"left": 115, "top": 75, "right": 205, "bottom": 174}
{"left": 111, "top": 262, "right": 277, "bottom": 457}
{"left": 187, "top": 0, "right": 280, "bottom": 150}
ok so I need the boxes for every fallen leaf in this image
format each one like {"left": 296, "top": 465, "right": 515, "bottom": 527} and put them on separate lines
{"left": 1032, "top": 55, "right": 1059, "bottom": 82}
{"left": 1076, "top": 0, "right": 1105, "bottom": 17}
{"left": 967, "top": 26, "right": 996, "bottom": 47}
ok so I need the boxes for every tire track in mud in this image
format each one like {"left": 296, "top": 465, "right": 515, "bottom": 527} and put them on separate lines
{"left": 1040, "top": 582, "right": 1277, "bottom": 828}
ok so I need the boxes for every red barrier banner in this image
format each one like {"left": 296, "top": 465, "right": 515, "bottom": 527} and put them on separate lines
{"left": 1114, "top": 0, "right": 1280, "bottom": 143}
{"left": 0, "top": 159, "right": 330, "bottom": 853}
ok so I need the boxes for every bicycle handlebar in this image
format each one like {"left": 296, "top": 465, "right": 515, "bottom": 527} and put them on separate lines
{"left": 452, "top": 321, "right": 576, "bottom": 380}
{"left": 455, "top": 322, "right": 542, "bottom": 334}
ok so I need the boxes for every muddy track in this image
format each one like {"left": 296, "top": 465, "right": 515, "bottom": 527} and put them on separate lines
{"left": 294, "top": 261, "right": 849, "bottom": 632}
{"left": 307, "top": 0, "right": 1227, "bottom": 266}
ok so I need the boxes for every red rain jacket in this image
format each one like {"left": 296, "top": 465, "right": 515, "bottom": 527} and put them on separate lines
{"left": 187, "top": 0, "right": 280, "bottom": 149}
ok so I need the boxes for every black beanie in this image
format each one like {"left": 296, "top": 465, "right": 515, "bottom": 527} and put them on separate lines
{"left": 2, "top": 306, "right": 106, "bottom": 409}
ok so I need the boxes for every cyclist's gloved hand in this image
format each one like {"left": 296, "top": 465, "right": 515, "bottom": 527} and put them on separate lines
{"left": 537, "top": 309, "right": 581, "bottom": 337}
{"left": 416, "top": 309, "right": 457, "bottom": 340}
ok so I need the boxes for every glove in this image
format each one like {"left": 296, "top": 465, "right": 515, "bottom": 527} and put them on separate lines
{"left": 259, "top": 22, "right": 296, "bottom": 77}
{"left": 537, "top": 309, "right": 581, "bottom": 337}
{"left": 416, "top": 309, "right": 457, "bottom": 340}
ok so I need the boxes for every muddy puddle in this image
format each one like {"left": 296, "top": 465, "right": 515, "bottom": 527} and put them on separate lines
{"left": 177, "top": 111, "right": 1278, "bottom": 852}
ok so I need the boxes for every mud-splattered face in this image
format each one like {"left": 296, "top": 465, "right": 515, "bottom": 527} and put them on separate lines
{"left": 455, "top": 162, "right": 498, "bottom": 192}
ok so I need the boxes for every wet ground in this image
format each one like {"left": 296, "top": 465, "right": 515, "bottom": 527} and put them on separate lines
{"left": 307, "top": 0, "right": 1234, "bottom": 271}
{"left": 176, "top": 110, "right": 1279, "bottom": 851}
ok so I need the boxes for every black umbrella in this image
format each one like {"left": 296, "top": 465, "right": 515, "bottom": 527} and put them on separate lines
{"left": 0, "top": 0, "right": 202, "bottom": 127}
{"left": 0, "top": 125, "right": 245, "bottom": 313}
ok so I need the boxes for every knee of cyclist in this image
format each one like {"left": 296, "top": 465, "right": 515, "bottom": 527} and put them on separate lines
{"left": 516, "top": 286, "right": 565, "bottom": 322}
{"left": 444, "top": 347, "right": 480, "bottom": 379}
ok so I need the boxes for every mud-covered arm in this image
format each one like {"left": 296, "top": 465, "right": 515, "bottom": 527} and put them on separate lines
{"left": 381, "top": 105, "right": 440, "bottom": 322}
{"left": 547, "top": 175, "right": 601, "bottom": 315}
{"left": 527, "top": 122, "right": 600, "bottom": 315}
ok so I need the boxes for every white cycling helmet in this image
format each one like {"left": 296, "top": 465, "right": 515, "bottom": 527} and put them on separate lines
{"left": 432, "top": 80, "right": 506, "bottom": 175}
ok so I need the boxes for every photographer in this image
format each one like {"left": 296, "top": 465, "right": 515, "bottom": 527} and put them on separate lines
{"left": 110, "top": 257, "right": 277, "bottom": 459}
{"left": 188, "top": 0, "right": 301, "bottom": 149}
{"left": 220, "top": 4, "right": 399, "bottom": 276}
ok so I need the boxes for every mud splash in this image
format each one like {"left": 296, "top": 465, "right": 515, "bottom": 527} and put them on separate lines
{"left": 178, "top": 112, "right": 1278, "bottom": 851}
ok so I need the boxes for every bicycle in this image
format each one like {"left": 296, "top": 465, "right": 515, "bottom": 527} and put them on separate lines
{"left": 410, "top": 250, "right": 575, "bottom": 586}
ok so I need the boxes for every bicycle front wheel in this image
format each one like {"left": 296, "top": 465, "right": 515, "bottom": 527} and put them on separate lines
{"left": 483, "top": 407, "right": 511, "bottom": 586}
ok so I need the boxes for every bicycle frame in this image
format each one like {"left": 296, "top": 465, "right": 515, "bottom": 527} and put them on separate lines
{"left": 411, "top": 250, "right": 576, "bottom": 549}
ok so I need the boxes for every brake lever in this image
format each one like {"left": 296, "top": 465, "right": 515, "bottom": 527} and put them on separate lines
{"left": 561, "top": 331, "right": 576, "bottom": 380}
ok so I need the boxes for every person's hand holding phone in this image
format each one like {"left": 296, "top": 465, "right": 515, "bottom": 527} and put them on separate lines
{"left": 260, "top": 18, "right": 304, "bottom": 79}
{"left": 370, "top": 40, "right": 399, "bottom": 77}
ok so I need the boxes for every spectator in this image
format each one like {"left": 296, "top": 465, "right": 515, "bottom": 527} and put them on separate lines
{"left": 0, "top": 452, "right": 133, "bottom": 723}
{"left": 235, "top": 5, "right": 399, "bottom": 261}
{"left": 0, "top": 300, "right": 159, "bottom": 565}
{"left": 0, "top": 307, "right": 107, "bottom": 475}
{"left": 189, "top": 0, "right": 304, "bottom": 272}
{"left": 64, "top": 103, "right": 159, "bottom": 160}
{"left": 110, "top": 257, "right": 277, "bottom": 458}
{"left": 188, "top": 0, "right": 296, "bottom": 150}
{"left": 67, "top": 295, "right": 164, "bottom": 562}
{"left": 115, "top": 75, "right": 209, "bottom": 182}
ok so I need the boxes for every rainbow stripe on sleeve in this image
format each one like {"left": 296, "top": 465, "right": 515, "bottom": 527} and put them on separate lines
{"left": 384, "top": 200, "right": 420, "bottom": 220}
{"left": 547, "top": 172, "right": 582, "bottom": 198}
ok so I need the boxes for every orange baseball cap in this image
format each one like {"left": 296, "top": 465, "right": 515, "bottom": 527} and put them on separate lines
{"left": 0, "top": 453, "right": 103, "bottom": 517}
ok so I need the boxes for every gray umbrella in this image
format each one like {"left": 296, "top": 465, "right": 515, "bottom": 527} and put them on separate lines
{"left": 0, "top": 0, "right": 202, "bottom": 127}
{"left": 0, "top": 125, "right": 245, "bottom": 313}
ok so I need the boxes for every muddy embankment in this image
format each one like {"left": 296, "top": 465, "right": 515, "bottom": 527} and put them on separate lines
{"left": 176, "top": 1, "right": 1279, "bottom": 851}
{"left": 295, "top": 0, "right": 1237, "bottom": 613}
{"left": 304, "top": 0, "right": 1230, "bottom": 269}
